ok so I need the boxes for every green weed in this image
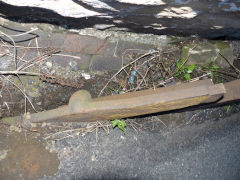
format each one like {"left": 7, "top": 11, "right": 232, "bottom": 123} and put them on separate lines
{"left": 112, "top": 119, "right": 127, "bottom": 133}
{"left": 224, "top": 105, "right": 231, "bottom": 112}
{"left": 174, "top": 57, "right": 222, "bottom": 82}
{"left": 224, "top": 103, "right": 237, "bottom": 112}
{"left": 202, "top": 58, "right": 222, "bottom": 82}
{"left": 174, "top": 58, "right": 197, "bottom": 81}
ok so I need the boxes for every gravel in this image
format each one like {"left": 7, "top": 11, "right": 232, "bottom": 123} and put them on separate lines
{"left": 41, "top": 111, "right": 240, "bottom": 180}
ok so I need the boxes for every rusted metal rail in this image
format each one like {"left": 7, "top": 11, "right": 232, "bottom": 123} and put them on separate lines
{"left": 0, "top": 79, "right": 225, "bottom": 124}
{"left": 217, "top": 80, "right": 240, "bottom": 104}
{"left": 2, "top": 79, "right": 240, "bottom": 124}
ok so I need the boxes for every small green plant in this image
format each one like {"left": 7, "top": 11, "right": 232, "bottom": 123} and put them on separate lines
{"left": 224, "top": 105, "right": 231, "bottom": 112}
{"left": 174, "top": 58, "right": 197, "bottom": 81}
{"left": 112, "top": 119, "right": 127, "bottom": 133}
{"left": 202, "top": 58, "right": 221, "bottom": 82}
{"left": 109, "top": 85, "right": 118, "bottom": 94}
{"left": 175, "top": 57, "right": 223, "bottom": 82}
{"left": 224, "top": 103, "right": 237, "bottom": 112}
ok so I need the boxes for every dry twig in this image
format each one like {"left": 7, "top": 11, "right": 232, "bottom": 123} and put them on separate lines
{"left": 98, "top": 50, "right": 159, "bottom": 96}
{"left": 219, "top": 52, "right": 240, "bottom": 74}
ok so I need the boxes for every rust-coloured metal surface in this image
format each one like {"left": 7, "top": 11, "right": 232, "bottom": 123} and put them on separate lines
{"left": 5, "top": 79, "right": 240, "bottom": 124}
{"left": 217, "top": 79, "right": 240, "bottom": 104}
{"left": 6, "top": 79, "right": 228, "bottom": 124}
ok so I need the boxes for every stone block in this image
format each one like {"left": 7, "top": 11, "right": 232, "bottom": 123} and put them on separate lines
{"left": 63, "top": 34, "right": 115, "bottom": 56}
{"left": 91, "top": 55, "right": 122, "bottom": 71}
{"left": 181, "top": 41, "right": 234, "bottom": 68}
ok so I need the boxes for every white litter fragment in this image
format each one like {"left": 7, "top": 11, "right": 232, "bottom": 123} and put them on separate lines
{"left": 81, "top": 72, "right": 91, "bottom": 80}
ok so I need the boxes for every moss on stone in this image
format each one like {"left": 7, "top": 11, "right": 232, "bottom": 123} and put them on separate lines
{"left": 181, "top": 46, "right": 190, "bottom": 60}
{"left": 2, "top": 117, "right": 15, "bottom": 125}
{"left": 215, "top": 42, "right": 230, "bottom": 51}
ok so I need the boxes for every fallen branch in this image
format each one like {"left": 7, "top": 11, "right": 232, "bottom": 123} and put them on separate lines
{"left": 219, "top": 52, "right": 240, "bottom": 74}
{"left": 0, "top": 70, "right": 41, "bottom": 76}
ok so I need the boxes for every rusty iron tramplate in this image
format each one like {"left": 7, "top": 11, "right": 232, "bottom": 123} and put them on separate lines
{"left": 2, "top": 79, "right": 231, "bottom": 124}
{"left": 217, "top": 80, "right": 240, "bottom": 104}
